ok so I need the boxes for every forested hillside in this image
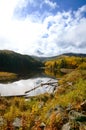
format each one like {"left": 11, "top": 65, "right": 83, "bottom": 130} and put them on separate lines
{"left": 0, "top": 51, "right": 86, "bottom": 129}
{"left": 45, "top": 55, "right": 86, "bottom": 77}
{"left": 0, "top": 50, "right": 43, "bottom": 74}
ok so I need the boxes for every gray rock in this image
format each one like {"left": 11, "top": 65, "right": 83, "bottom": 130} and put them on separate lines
{"left": 62, "top": 122, "right": 70, "bottom": 130}
{"left": 39, "top": 122, "right": 46, "bottom": 130}
{"left": 13, "top": 117, "right": 22, "bottom": 127}
{"left": 68, "top": 110, "right": 86, "bottom": 122}
{"left": 40, "top": 122, "right": 46, "bottom": 127}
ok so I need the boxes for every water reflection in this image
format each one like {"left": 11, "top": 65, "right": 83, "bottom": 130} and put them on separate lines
{"left": 0, "top": 75, "right": 57, "bottom": 97}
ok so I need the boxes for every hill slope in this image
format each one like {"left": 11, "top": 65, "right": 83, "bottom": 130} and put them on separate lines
{"left": 32, "top": 53, "right": 86, "bottom": 62}
{"left": 0, "top": 50, "right": 43, "bottom": 74}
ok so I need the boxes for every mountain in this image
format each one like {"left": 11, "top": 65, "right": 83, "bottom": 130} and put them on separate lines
{"left": 0, "top": 50, "right": 43, "bottom": 74}
{"left": 0, "top": 50, "right": 86, "bottom": 74}
{"left": 62, "top": 52, "right": 86, "bottom": 57}
{"left": 32, "top": 52, "right": 86, "bottom": 62}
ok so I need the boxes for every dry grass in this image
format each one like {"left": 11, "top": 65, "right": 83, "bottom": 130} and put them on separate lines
{"left": 0, "top": 72, "right": 17, "bottom": 81}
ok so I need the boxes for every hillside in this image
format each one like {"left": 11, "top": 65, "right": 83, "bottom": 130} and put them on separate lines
{"left": 32, "top": 53, "right": 86, "bottom": 62}
{"left": 0, "top": 53, "right": 86, "bottom": 129}
{"left": 0, "top": 50, "right": 86, "bottom": 81}
{"left": 44, "top": 53, "right": 86, "bottom": 78}
{"left": 0, "top": 69, "right": 86, "bottom": 129}
{"left": 0, "top": 50, "right": 43, "bottom": 74}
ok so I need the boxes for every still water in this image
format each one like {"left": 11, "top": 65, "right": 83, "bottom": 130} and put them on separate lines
{"left": 0, "top": 72, "right": 57, "bottom": 97}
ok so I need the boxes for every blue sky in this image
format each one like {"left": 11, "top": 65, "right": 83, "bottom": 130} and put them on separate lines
{"left": 56, "top": 0, "right": 86, "bottom": 11}
{"left": 0, "top": 0, "right": 86, "bottom": 56}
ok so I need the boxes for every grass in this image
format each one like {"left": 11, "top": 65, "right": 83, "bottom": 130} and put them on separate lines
{"left": 54, "top": 79, "right": 86, "bottom": 107}
{"left": 53, "top": 70, "right": 86, "bottom": 107}
{"left": 0, "top": 72, "right": 17, "bottom": 82}
{"left": 0, "top": 68, "right": 86, "bottom": 129}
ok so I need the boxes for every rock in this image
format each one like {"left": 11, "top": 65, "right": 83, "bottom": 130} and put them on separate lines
{"left": 62, "top": 122, "right": 70, "bottom": 130}
{"left": 68, "top": 110, "right": 86, "bottom": 122}
{"left": 39, "top": 122, "right": 46, "bottom": 130}
{"left": 40, "top": 122, "right": 46, "bottom": 127}
{"left": 62, "top": 121, "right": 86, "bottom": 130}
{"left": 13, "top": 117, "right": 22, "bottom": 128}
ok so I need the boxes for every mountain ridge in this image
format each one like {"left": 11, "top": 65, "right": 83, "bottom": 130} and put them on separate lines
{"left": 32, "top": 52, "right": 86, "bottom": 62}
{"left": 0, "top": 50, "right": 86, "bottom": 74}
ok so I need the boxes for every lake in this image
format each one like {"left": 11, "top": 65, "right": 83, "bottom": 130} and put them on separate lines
{"left": 0, "top": 71, "right": 57, "bottom": 97}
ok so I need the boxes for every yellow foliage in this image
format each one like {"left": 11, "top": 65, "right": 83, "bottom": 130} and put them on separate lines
{"left": 0, "top": 72, "right": 17, "bottom": 81}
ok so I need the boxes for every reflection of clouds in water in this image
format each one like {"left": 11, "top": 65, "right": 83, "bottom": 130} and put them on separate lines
{"left": 0, "top": 77, "right": 57, "bottom": 96}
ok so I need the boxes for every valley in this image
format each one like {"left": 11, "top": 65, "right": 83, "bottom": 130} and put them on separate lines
{"left": 0, "top": 50, "right": 86, "bottom": 130}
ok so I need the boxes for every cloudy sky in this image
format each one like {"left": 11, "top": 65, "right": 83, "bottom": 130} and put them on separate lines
{"left": 0, "top": 0, "right": 86, "bottom": 57}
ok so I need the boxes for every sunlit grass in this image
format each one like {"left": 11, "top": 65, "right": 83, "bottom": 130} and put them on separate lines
{"left": 0, "top": 72, "right": 17, "bottom": 81}
{"left": 55, "top": 79, "right": 86, "bottom": 107}
{"left": 0, "top": 67, "right": 86, "bottom": 129}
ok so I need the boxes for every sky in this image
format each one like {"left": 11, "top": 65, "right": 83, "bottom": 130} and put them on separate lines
{"left": 0, "top": 0, "right": 86, "bottom": 57}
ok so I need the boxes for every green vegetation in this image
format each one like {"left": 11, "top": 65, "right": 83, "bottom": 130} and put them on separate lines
{"left": 0, "top": 53, "right": 86, "bottom": 129}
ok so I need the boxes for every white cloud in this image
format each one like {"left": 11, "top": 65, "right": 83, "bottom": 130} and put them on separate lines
{"left": 0, "top": 0, "right": 45, "bottom": 53}
{"left": 74, "top": 5, "right": 86, "bottom": 18}
{"left": 0, "top": 0, "right": 86, "bottom": 56}
{"left": 44, "top": 0, "right": 57, "bottom": 9}
{"left": 41, "top": 8, "right": 86, "bottom": 56}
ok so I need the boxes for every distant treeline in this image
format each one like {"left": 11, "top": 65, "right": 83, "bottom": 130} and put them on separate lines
{"left": 45, "top": 55, "right": 86, "bottom": 70}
